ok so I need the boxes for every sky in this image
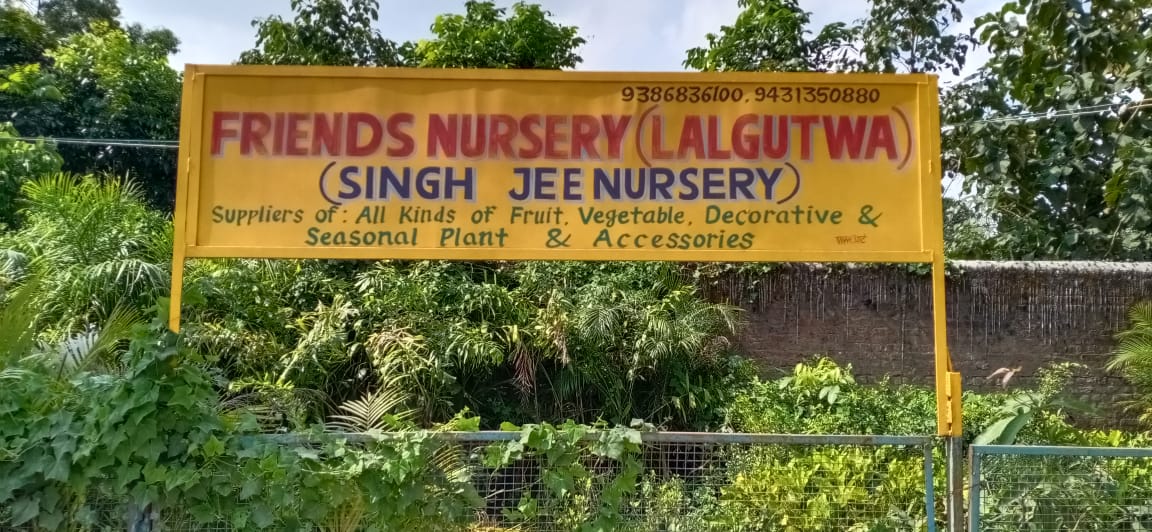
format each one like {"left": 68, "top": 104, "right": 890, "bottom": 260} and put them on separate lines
{"left": 116, "top": 0, "right": 999, "bottom": 81}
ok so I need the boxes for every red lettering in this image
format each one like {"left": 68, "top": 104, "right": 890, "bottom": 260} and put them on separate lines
{"left": 210, "top": 111, "right": 239, "bottom": 155}
{"left": 544, "top": 115, "right": 568, "bottom": 159}
{"left": 386, "top": 113, "right": 414, "bottom": 157}
{"left": 794, "top": 115, "right": 820, "bottom": 160}
{"left": 240, "top": 112, "right": 271, "bottom": 155}
{"left": 732, "top": 114, "right": 759, "bottom": 160}
{"left": 677, "top": 115, "right": 705, "bottom": 159}
{"left": 650, "top": 115, "right": 674, "bottom": 159}
{"left": 762, "top": 116, "right": 788, "bottom": 159}
{"left": 602, "top": 115, "right": 630, "bottom": 159}
{"left": 428, "top": 114, "right": 458, "bottom": 157}
{"left": 519, "top": 115, "right": 543, "bottom": 159}
{"left": 285, "top": 113, "right": 309, "bottom": 156}
{"left": 706, "top": 115, "right": 730, "bottom": 159}
{"left": 866, "top": 115, "right": 898, "bottom": 159}
{"left": 272, "top": 112, "right": 287, "bottom": 155}
{"left": 487, "top": 114, "right": 517, "bottom": 158}
{"left": 822, "top": 115, "right": 867, "bottom": 160}
{"left": 570, "top": 114, "right": 600, "bottom": 159}
{"left": 460, "top": 115, "right": 487, "bottom": 158}
{"left": 312, "top": 113, "right": 343, "bottom": 156}
{"left": 346, "top": 112, "right": 382, "bottom": 157}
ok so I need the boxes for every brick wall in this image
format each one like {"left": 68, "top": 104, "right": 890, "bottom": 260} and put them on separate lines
{"left": 704, "top": 261, "right": 1152, "bottom": 425}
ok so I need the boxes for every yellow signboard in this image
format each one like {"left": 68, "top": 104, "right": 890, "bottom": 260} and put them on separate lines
{"left": 171, "top": 65, "right": 959, "bottom": 434}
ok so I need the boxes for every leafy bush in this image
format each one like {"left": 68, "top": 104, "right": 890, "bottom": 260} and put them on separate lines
{"left": 1108, "top": 301, "right": 1152, "bottom": 425}
{"left": 184, "top": 259, "right": 753, "bottom": 430}
{"left": 0, "top": 304, "right": 508, "bottom": 530}
{"left": 0, "top": 122, "right": 61, "bottom": 229}
{"left": 0, "top": 174, "right": 169, "bottom": 333}
{"left": 713, "top": 446, "right": 930, "bottom": 531}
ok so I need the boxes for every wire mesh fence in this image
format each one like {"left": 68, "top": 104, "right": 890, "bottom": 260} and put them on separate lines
{"left": 459, "top": 432, "right": 939, "bottom": 532}
{"left": 969, "top": 445, "right": 1152, "bottom": 531}
{"left": 1, "top": 432, "right": 940, "bottom": 532}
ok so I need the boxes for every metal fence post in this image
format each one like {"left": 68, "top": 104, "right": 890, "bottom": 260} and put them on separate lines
{"left": 946, "top": 436, "right": 965, "bottom": 532}
{"left": 967, "top": 445, "right": 982, "bottom": 532}
{"left": 924, "top": 441, "right": 937, "bottom": 532}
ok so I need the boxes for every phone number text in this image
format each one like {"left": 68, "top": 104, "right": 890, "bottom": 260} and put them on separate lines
{"left": 619, "top": 85, "right": 882, "bottom": 104}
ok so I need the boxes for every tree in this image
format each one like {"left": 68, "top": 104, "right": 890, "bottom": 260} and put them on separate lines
{"left": 35, "top": 0, "right": 119, "bottom": 37}
{"left": 0, "top": 123, "right": 61, "bottom": 229}
{"left": 0, "top": 174, "right": 170, "bottom": 333}
{"left": 683, "top": 0, "right": 854, "bottom": 72}
{"left": 412, "top": 1, "right": 585, "bottom": 69}
{"left": 854, "top": 0, "right": 971, "bottom": 75}
{"left": 1108, "top": 302, "right": 1152, "bottom": 425}
{"left": 238, "top": 0, "right": 411, "bottom": 67}
{"left": 126, "top": 23, "right": 179, "bottom": 55}
{"left": 942, "top": 196, "right": 996, "bottom": 258}
{"left": 944, "top": 0, "right": 1152, "bottom": 259}
{"left": 0, "top": 21, "right": 181, "bottom": 209}
{"left": 0, "top": 3, "right": 51, "bottom": 68}
{"left": 685, "top": 0, "right": 972, "bottom": 75}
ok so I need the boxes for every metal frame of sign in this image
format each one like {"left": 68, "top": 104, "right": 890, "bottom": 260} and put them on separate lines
{"left": 169, "top": 65, "right": 961, "bottom": 436}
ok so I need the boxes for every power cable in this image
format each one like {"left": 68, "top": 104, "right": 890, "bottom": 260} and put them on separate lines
{"left": 0, "top": 98, "right": 1148, "bottom": 149}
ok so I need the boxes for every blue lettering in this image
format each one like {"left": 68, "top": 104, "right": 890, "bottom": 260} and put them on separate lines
{"left": 729, "top": 168, "right": 756, "bottom": 200}
{"left": 678, "top": 168, "right": 699, "bottom": 200}
{"left": 535, "top": 167, "right": 557, "bottom": 200}
{"left": 339, "top": 166, "right": 361, "bottom": 200}
{"left": 593, "top": 168, "right": 620, "bottom": 200}
{"left": 703, "top": 168, "right": 725, "bottom": 200}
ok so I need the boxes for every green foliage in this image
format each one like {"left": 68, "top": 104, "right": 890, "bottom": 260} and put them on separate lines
{"left": 974, "top": 362, "right": 1092, "bottom": 445}
{"left": 943, "top": 196, "right": 997, "bottom": 258}
{"left": 413, "top": 1, "right": 586, "bottom": 69}
{"left": 714, "top": 446, "right": 930, "bottom": 531}
{"left": 0, "top": 3, "right": 50, "bottom": 68}
{"left": 0, "top": 174, "right": 170, "bottom": 333}
{"left": 239, "top": 0, "right": 586, "bottom": 71}
{"left": 684, "top": 0, "right": 971, "bottom": 75}
{"left": 0, "top": 123, "right": 61, "bottom": 229}
{"left": 2, "top": 302, "right": 1148, "bottom": 531}
{"left": 853, "top": 0, "right": 972, "bottom": 75}
{"left": 726, "top": 356, "right": 1104, "bottom": 447}
{"left": 683, "top": 0, "right": 855, "bottom": 72}
{"left": 0, "top": 307, "right": 489, "bottom": 530}
{"left": 0, "top": 312, "right": 222, "bottom": 530}
{"left": 728, "top": 356, "right": 937, "bottom": 435}
{"left": 340, "top": 261, "right": 748, "bottom": 429}
{"left": 977, "top": 432, "right": 1152, "bottom": 530}
{"left": 944, "top": 0, "right": 1152, "bottom": 259}
{"left": 484, "top": 421, "right": 644, "bottom": 531}
{"left": 238, "top": 0, "right": 412, "bottom": 67}
{"left": 34, "top": 0, "right": 119, "bottom": 37}
{"left": 1108, "top": 301, "right": 1152, "bottom": 425}
{"left": 0, "top": 19, "right": 181, "bottom": 209}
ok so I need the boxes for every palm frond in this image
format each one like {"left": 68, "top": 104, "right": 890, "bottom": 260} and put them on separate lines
{"left": 1122, "top": 302, "right": 1152, "bottom": 336}
{"left": 46, "top": 305, "right": 144, "bottom": 376}
{"left": 575, "top": 302, "right": 625, "bottom": 346}
{"left": 1108, "top": 334, "right": 1152, "bottom": 372}
{"left": 278, "top": 295, "right": 358, "bottom": 384}
{"left": 440, "top": 321, "right": 504, "bottom": 371}
{"left": 0, "top": 272, "right": 45, "bottom": 365}
{"left": 326, "top": 377, "right": 415, "bottom": 432}
{"left": 82, "top": 258, "right": 167, "bottom": 302}
{"left": 428, "top": 441, "right": 471, "bottom": 484}
{"left": 319, "top": 497, "right": 366, "bottom": 532}
{"left": 0, "top": 248, "right": 29, "bottom": 286}
{"left": 510, "top": 338, "right": 537, "bottom": 399}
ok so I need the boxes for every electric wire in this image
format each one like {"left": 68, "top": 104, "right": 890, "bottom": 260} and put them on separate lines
{"left": 0, "top": 99, "right": 1147, "bottom": 149}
